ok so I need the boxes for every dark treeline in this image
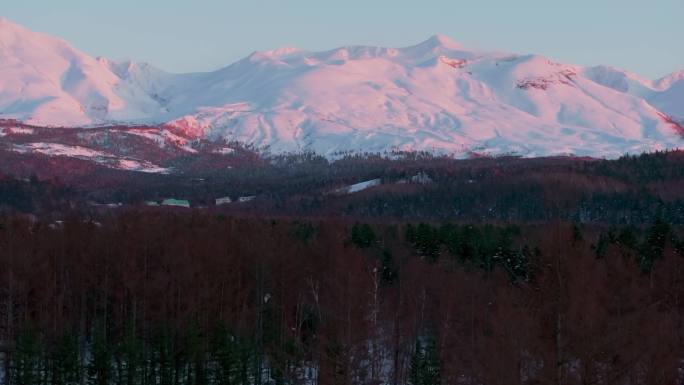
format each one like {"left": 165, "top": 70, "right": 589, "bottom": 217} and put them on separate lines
{"left": 5, "top": 150, "right": 684, "bottom": 224}
{"left": 1, "top": 210, "right": 683, "bottom": 384}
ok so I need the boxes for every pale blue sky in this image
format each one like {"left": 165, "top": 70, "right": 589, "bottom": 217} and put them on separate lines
{"left": 4, "top": 0, "right": 682, "bottom": 78}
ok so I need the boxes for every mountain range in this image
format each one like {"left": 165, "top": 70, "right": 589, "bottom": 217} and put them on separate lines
{"left": 1, "top": 17, "right": 683, "bottom": 167}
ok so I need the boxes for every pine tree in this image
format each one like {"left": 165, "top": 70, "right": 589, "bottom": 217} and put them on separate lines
{"left": 12, "top": 326, "right": 41, "bottom": 385}
{"left": 408, "top": 339, "right": 422, "bottom": 385}
{"left": 182, "top": 320, "right": 204, "bottom": 385}
{"left": 408, "top": 337, "right": 441, "bottom": 385}
{"left": 593, "top": 233, "right": 610, "bottom": 259}
{"left": 406, "top": 223, "right": 440, "bottom": 262}
{"left": 639, "top": 217, "right": 671, "bottom": 272}
{"left": 211, "top": 323, "right": 236, "bottom": 385}
{"left": 379, "top": 249, "right": 397, "bottom": 285}
{"left": 151, "top": 325, "right": 175, "bottom": 385}
{"left": 571, "top": 223, "right": 583, "bottom": 244}
{"left": 119, "top": 320, "right": 142, "bottom": 385}
{"left": 88, "top": 321, "right": 111, "bottom": 385}
{"left": 351, "top": 223, "right": 376, "bottom": 248}
{"left": 421, "top": 337, "right": 441, "bottom": 385}
{"left": 52, "top": 329, "right": 81, "bottom": 385}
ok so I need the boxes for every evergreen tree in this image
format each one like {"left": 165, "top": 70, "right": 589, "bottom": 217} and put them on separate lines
{"left": 406, "top": 223, "right": 441, "bottom": 262}
{"left": 12, "top": 326, "right": 42, "bottom": 385}
{"left": 593, "top": 233, "right": 610, "bottom": 259}
{"left": 571, "top": 223, "right": 583, "bottom": 244}
{"left": 379, "top": 249, "right": 397, "bottom": 285}
{"left": 150, "top": 325, "right": 175, "bottom": 385}
{"left": 617, "top": 226, "right": 639, "bottom": 250}
{"left": 408, "top": 337, "right": 441, "bottom": 385}
{"left": 351, "top": 223, "right": 376, "bottom": 248}
{"left": 182, "top": 320, "right": 205, "bottom": 385}
{"left": 502, "top": 245, "right": 532, "bottom": 282}
{"left": 118, "top": 321, "right": 142, "bottom": 385}
{"left": 52, "top": 329, "right": 81, "bottom": 385}
{"left": 408, "top": 339, "right": 422, "bottom": 385}
{"left": 210, "top": 324, "right": 258, "bottom": 385}
{"left": 639, "top": 217, "right": 671, "bottom": 272}
{"left": 211, "top": 323, "right": 236, "bottom": 385}
{"left": 87, "top": 321, "right": 111, "bottom": 385}
{"left": 421, "top": 337, "right": 441, "bottom": 385}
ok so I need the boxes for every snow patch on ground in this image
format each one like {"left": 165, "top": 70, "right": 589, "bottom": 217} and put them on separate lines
{"left": 215, "top": 196, "right": 232, "bottom": 205}
{"left": 332, "top": 179, "right": 382, "bottom": 195}
{"left": 122, "top": 129, "right": 198, "bottom": 153}
{"left": 116, "top": 159, "right": 169, "bottom": 173}
{"left": 11, "top": 142, "right": 169, "bottom": 173}
{"left": 213, "top": 147, "right": 235, "bottom": 155}
{"left": 14, "top": 142, "right": 108, "bottom": 158}
{"left": 7, "top": 126, "right": 34, "bottom": 135}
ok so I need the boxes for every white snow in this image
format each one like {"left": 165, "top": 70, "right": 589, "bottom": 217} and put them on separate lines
{"left": 0, "top": 18, "right": 683, "bottom": 159}
{"left": 7, "top": 127, "right": 34, "bottom": 135}
{"left": 215, "top": 196, "right": 232, "bottom": 205}
{"left": 213, "top": 147, "right": 235, "bottom": 155}
{"left": 122, "top": 128, "right": 198, "bottom": 153}
{"left": 333, "top": 179, "right": 382, "bottom": 195}
{"left": 115, "top": 159, "right": 169, "bottom": 173}
{"left": 13, "top": 142, "right": 109, "bottom": 158}
{"left": 11, "top": 142, "right": 169, "bottom": 173}
{"left": 348, "top": 179, "right": 382, "bottom": 193}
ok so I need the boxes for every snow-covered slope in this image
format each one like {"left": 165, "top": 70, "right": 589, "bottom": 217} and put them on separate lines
{"left": 0, "top": 17, "right": 682, "bottom": 158}
{"left": 0, "top": 18, "right": 176, "bottom": 125}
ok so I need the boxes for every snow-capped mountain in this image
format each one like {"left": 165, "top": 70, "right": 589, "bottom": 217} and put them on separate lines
{"left": 1, "top": 17, "right": 682, "bottom": 159}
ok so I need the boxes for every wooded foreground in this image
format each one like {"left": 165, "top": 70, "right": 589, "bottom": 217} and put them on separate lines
{"left": 0, "top": 210, "right": 682, "bottom": 384}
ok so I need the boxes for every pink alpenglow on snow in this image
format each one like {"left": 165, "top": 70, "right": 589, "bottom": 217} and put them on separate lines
{"left": 0, "top": 18, "right": 683, "bottom": 159}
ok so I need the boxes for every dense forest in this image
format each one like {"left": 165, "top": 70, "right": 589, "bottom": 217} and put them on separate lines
{"left": 3, "top": 150, "right": 684, "bottom": 224}
{"left": 0, "top": 212, "right": 683, "bottom": 384}
{"left": 1, "top": 151, "right": 684, "bottom": 384}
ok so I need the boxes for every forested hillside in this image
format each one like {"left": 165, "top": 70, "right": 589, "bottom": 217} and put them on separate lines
{"left": 3, "top": 150, "right": 684, "bottom": 224}
{"left": 2, "top": 152, "right": 684, "bottom": 384}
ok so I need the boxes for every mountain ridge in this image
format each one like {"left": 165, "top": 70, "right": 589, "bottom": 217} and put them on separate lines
{"left": 0, "top": 17, "right": 682, "bottom": 160}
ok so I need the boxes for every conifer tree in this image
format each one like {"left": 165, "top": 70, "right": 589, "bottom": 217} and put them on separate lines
{"left": 351, "top": 223, "right": 376, "bottom": 248}
{"left": 639, "top": 217, "right": 671, "bottom": 272}
{"left": 408, "top": 337, "right": 441, "bottom": 385}
{"left": 12, "top": 326, "right": 41, "bottom": 385}
{"left": 52, "top": 329, "right": 80, "bottom": 385}
{"left": 118, "top": 321, "right": 142, "bottom": 385}
{"left": 88, "top": 321, "right": 111, "bottom": 385}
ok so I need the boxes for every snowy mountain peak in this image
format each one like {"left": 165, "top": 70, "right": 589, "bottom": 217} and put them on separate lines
{"left": 0, "top": 17, "right": 34, "bottom": 43}
{"left": 422, "top": 34, "right": 463, "bottom": 49}
{"left": 0, "top": 17, "right": 62, "bottom": 46}
{"left": 0, "top": 16, "right": 20, "bottom": 31}
{"left": 655, "top": 70, "right": 684, "bottom": 90}
{"left": 0, "top": 19, "right": 683, "bottom": 160}
{"left": 254, "top": 46, "right": 302, "bottom": 58}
